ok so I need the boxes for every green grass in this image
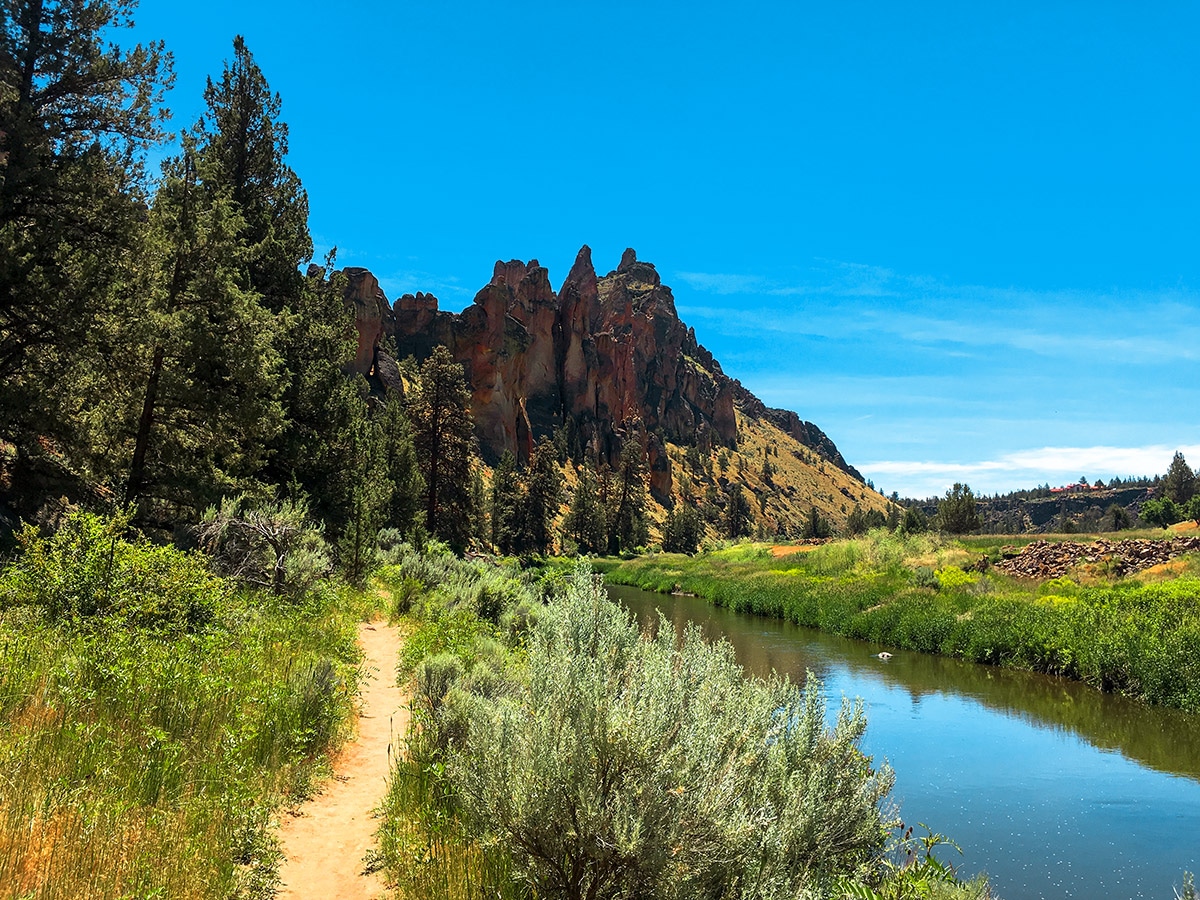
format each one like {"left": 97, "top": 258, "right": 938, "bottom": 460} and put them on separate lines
{"left": 598, "top": 532, "right": 1200, "bottom": 709}
{"left": 0, "top": 512, "right": 370, "bottom": 899}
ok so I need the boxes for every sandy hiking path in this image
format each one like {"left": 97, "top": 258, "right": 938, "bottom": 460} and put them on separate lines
{"left": 277, "top": 620, "right": 408, "bottom": 899}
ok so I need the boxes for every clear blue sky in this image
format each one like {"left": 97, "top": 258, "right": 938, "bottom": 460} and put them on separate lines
{"left": 130, "top": 1, "right": 1200, "bottom": 498}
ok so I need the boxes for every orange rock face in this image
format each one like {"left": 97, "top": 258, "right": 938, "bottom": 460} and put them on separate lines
{"left": 348, "top": 246, "right": 859, "bottom": 501}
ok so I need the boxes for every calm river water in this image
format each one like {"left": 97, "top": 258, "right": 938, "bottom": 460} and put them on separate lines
{"left": 607, "top": 582, "right": 1200, "bottom": 900}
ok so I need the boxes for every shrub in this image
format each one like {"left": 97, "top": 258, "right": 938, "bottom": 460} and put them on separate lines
{"left": 1, "top": 510, "right": 222, "bottom": 632}
{"left": 446, "top": 566, "right": 895, "bottom": 899}
{"left": 197, "top": 495, "right": 331, "bottom": 597}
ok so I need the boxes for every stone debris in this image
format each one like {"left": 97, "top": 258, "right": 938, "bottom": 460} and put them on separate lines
{"left": 993, "top": 537, "right": 1200, "bottom": 580}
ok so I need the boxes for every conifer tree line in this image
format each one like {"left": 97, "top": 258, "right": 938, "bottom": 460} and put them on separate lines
{"left": 0, "top": 2, "right": 494, "bottom": 568}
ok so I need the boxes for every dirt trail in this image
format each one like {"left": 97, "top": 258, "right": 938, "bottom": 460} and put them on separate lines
{"left": 277, "top": 620, "right": 408, "bottom": 900}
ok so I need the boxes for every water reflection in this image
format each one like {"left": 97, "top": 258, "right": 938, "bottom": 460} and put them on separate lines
{"left": 608, "top": 582, "right": 1200, "bottom": 900}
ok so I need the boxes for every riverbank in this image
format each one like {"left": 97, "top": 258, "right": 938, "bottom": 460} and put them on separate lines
{"left": 596, "top": 530, "right": 1200, "bottom": 709}
{"left": 375, "top": 546, "right": 993, "bottom": 900}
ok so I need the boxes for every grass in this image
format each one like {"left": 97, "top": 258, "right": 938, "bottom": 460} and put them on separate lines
{"left": 597, "top": 531, "right": 1200, "bottom": 709}
{"left": 375, "top": 546, "right": 995, "bottom": 900}
{"left": 0, "top": 512, "right": 372, "bottom": 899}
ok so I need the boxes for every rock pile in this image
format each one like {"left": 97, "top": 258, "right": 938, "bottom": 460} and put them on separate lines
{"left": 994, "top": 537, "right": 1200, "bottom": 579}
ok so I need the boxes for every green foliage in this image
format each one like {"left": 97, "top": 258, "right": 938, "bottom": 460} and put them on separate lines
{"left": 901, "top": 507, "right": 929, "bottom": 534}
{"left": 603, "top": 531, "right": 1200, "bottom": 709}
{"left": 565, "top": 465, "right": 608, "bottom": 554}
{"left": 935, "top": 484, "right": 980, "bottom": 534}
{"left": 608, "top": 440, "right": 649, "bottom": 553}
{"left": 0, "top": 0, "right": 171, "bottom": 406}
{"left": 121, "top": 132, "right": 285, "bottom": 515}
{"left": 1162, "top": 451, "right": 1197, "bottom": 505}
{"left": 193, "top": 36, "right": 311, "bottom": 310}
{"left": 726, "top": 482, "right": 753, "bottom": 539}
{"left": 490, "top": 451, "right": 522, "bottom": 554}
{"left": 1105, "top": 503, "right": 1132, "bottom": 531}
{"left": 445, "top": 566, "right": 894, "bottom": 900}
{"left": 802, "top": 505, "right": 833, "bottom": 539}
{"left": 1142, "top": 497, "right": 1182, "bottom": 529}
{"left": 197, "top": 494, "right": 330, "bottom": 597}
{"left": 411, "top": 346, "right": 478, "bottom": 553}
{"left": 2, "top": 509, "right": 221, "bottom": 631}
{"left": 662, "top": 501, "right": 703, "bottom": 554}
{"left": 518, "top": 438, "right": 563, "bottom": 555}
{"left": 0, "top": 511, "right": 362, "bottom": 897}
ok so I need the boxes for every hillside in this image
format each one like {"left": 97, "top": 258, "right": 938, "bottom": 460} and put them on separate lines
{"left": 340, "top": 245, "right": 891, "bottom": 535}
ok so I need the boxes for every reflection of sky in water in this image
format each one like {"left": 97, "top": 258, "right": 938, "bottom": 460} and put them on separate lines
{"left": 611, "top": 585, "right": 1200, "bottom": 900}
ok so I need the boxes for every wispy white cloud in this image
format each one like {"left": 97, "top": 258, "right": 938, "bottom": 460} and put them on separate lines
{"left": 676, "top": 272, "right": 771, "bottom": 295}
{"left": 378, "top": 271, "right": 474, "bottom": 304}
{"left": 859, "top": 444, "right": 1200, "bottom": 498}
{"left": 675, "top": 266, "right": 1200, "bottom": 363}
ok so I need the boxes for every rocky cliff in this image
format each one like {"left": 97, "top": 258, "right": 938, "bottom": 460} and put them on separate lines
{"left": 344, "top": 245, "right": 861, "bottom": 503}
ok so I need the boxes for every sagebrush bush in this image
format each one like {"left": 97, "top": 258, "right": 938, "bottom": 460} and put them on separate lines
{"left": 445, "top": 564, "right": 895, "bottom": 900}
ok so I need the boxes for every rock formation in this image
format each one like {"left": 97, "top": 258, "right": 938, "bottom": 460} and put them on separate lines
{"left": 344, "top": 245, "right": 862, "bottom": 502}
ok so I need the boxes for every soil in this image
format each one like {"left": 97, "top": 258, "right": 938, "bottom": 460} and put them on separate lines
{"left": 276, "top": 620, "right": 408, "bottom": 899}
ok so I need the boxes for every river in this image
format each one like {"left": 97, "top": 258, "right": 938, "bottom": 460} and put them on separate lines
{"left": 607, "top": 582, "right": 1200, "bottom": 900}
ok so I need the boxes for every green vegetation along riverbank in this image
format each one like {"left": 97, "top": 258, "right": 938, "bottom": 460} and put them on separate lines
{"left": 596, "top": 531, "right": 1200, "bottom": 710}
{"left": 0, "top": 512, "right": 368, "bottom": 899}
{"left": 377, "top": 544, "right": 993, "bottom": 900}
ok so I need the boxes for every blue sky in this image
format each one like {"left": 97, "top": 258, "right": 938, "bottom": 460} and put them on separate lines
{"left": 130, "top": 1, "right": 1200, "bottom": 498}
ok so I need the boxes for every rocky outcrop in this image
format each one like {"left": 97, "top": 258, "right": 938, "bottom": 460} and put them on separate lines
{"left": 994, "top": 537, "right": 1200, "bottom": 579}
{"left": 352, "top": 246, "right": 862, "bottom": 501}
{"left": 342, "top": 268, "right": 389, "bottom": 377}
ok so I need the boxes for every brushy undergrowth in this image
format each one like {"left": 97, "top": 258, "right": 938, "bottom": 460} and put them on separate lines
{"left": 378, "top": 546, "right": 992, "bottom": 899}
{"left": 0, "top": 511, "right": 366, "bottom": 899}
{"left": 599, "top": 531, "right": 1200, "bottom": 709}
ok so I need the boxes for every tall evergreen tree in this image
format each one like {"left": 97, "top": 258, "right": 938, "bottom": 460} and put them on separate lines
{"left": 608, "top": 441, "right": 648, "bottom": 554}
{"left": 122, "top": 144, "right": 283, "bottom": 516}
{"left": 336, "top": 402, "right": 391, "bottom": 584}
{"left": 411, "top": 345, "right": 476, "bottom": 553}
{"left": 490, "top": 450, "right": 522, "bottom": 555}
{"left": 935, "top": 483, "right": 981, "bottom": 534}
{"left": 379, "top": 391, "right": 423, "bottom": 535}
{"left": 0, "top": 0, "right": 171, "bottom": 448}
{"left": 1162, "top": 451, "right": 1197, "bottom": 505}
{"left": 565, "top": 465, "right": 607, "bottom": 554}
{"left": 192, "top": 34, "right": 310, "bottom": 311}
{"left": 725, "top": 483, "right": 752, "bottom": 539}
{"left": 662, "top": 501, "right": 702, "bottom": 554}
{"left": 518, "top": 438, "right": 563, "bottom": 555}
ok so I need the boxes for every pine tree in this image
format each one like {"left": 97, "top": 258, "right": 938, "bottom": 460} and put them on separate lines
{"left": 935, "top": 483, "right": 981, "bottom": 534}
{"left": 662, "top": 501, "right": 702, "bottom": 554}
{"left": 411, "top": 346, "right": 476, "bottom": 553}
{"left": 725, "top": 483, "right": 752, "bottom": 539}
{"left": 565, "top": 465, "right": 607, "bottom": 554}
{"left": 336, "top": 402, "right": 392, "bottom": 584}
{"left": 0, "top": 0, "right": 171, "bottom": 448}
{"left": 518, "top": 438, "right": 563, "bottom": 555}
{"left": 801, "top": 505, "right": 832, "bottom": 539}
{"left": 490, "top": 450, "right": 522, "bottom": 555}
{"left": 267, "top": 265, "right": 366, "bottom": 533}
{"left": 192, "top": 35, "right": 310, "bottom": 311}
{"left": 608, "top": 441, "right": 649, "bottom": 553}
{"left": 379, "top": 392, "right": 423, "bottom": 535}
{"left": 122, "top": 144, "right": 283, "bottom": 516}
{"left": 1162, "top": 451, "right": 1197, "bottom": 505}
